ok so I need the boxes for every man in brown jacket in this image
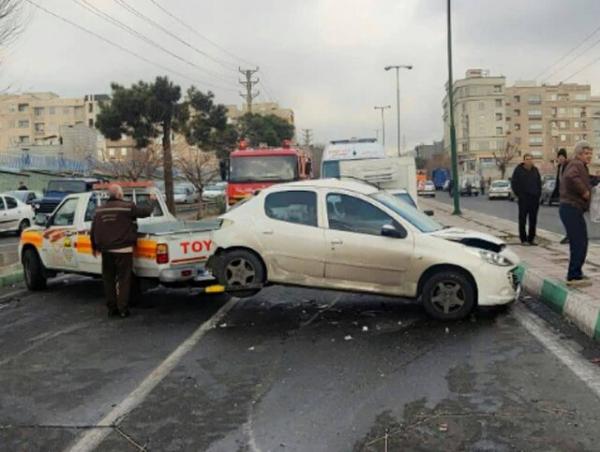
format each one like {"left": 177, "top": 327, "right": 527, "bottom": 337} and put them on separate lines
{"left": 559, "top": 141, "right": 594, "bottom": 285}
{"left": 91, "top": 184, "right": 156, "bottom": 317}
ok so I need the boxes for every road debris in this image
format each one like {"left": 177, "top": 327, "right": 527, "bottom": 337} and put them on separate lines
{"left": 362, "top": 326, "right": 369, "bottom": 332}
{"left": 344, "top": 335, "right": 353, "bottom": 341}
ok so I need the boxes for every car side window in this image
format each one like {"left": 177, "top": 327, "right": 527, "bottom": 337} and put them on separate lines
{"left": 136, "top": 193, "right": 163, "bottom": 216}
{"left": 84, "top": 196, "right": 98, "bottom": 222}
{"left": 326, "top": 193, "right": 398, "bottom": 236}
{"left": 5, "top": 196, "right": 17, "bottom": 209}
{"left": 265, "top": 190, "right": 317, "bottom": 227}
{"left": 53, "top": 198, "right": 79, "bottom": 226}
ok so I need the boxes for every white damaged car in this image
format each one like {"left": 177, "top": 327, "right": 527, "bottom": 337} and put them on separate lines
{"left": 209, "top": 179, "right": 520, "bottom": 320}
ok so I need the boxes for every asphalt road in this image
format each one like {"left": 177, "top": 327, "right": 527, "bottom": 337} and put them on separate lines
{"left": 433, "top": 191, "right": 600, "bottom": 240}
{"left": 2, "top": 278, "right": 600, "bottom": 451}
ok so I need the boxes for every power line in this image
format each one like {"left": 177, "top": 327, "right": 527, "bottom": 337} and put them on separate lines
{"left": 113, "top": 0, "right": 237, "bottom": 73}
{"left": 542, "top": 33, "right": 600, "bottom": 83}
{"left": 146, "top": 0, "right": 257, "bottom": 68}
{"left": 533, "top": 24, "right": 600, "bottom": 81}
{"left": 24, "top": 0, "right": 237, "bottom": 92}
{"left": 562, "top": 52, "right": 600, "bottom": 82}
{"left": 71, "top": 0, "right": 236, "bottom": 85}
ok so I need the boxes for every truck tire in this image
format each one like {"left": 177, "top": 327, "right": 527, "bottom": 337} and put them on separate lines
{"left": 17, "top": 219, "right": 30, "bottom": 236}
{"left": 421, "top": 270, "right": 475, "bottom": 321}
{"left": 23, "top": 248, "right": 47, "bottom": 291}
{"left": 215, "top": 249, "right": 265, "bottom": 298}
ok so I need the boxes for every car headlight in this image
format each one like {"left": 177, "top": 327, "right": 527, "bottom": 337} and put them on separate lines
{"left": 478, "top": 249, "right": 513, "bottom": 267}
{"left": 33, "top": 203, "right": 40, "bottom": 210}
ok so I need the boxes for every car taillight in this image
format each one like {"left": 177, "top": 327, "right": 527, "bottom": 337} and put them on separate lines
{"left": 156, "top": 243, "right": 169, "bottom": 264}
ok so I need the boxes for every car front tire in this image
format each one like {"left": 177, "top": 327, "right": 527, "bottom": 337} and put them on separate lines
{"left": 214, "top": 249, "right": 265, "bottom": 298}
{"left": 23, "top": 248, "right": 47, "bottom": 291}
{"left": 17, "top": 219, "right": 30, "bottom": 236}
{"left": 421, "top": 270, "right": 476, "bottom": 320}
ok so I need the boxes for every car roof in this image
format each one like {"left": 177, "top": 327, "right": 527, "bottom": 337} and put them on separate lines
{"left": 265, "top": 178, "right": 379, "bottom": 195}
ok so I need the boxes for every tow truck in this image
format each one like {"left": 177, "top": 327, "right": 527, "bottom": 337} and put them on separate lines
{"left": 19, "top": 182, "right": 219, "bottom": 292}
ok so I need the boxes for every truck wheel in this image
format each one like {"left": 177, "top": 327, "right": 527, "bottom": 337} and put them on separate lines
{"left": 421, "top": 271, "right": 475, "bottom": 321}
{"left": 23, "top": 248, "right": 47, "bottom": 291}
{"left": 17, "top": 219, "right": 30, "bottom": 236}
{"left": 215, "top": 249, "right": 265, "bottom": 298}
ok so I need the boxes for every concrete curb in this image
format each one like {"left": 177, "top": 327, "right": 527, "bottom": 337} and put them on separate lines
{"left": 0, "top": 269, "right": 23, "bottom": 288}
{"left": 518, "top": 264, "right": 600, "bottom": 340}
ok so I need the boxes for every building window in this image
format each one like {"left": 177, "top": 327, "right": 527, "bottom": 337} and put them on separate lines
{"left": 528, "top": 109, "right": 542, "bottom": 117}
{"left": 529, "top": 136, "right": 543, "bottom": 145}
{"left": 548, "top": 94, "right": 557, "bottom": 101}
{"left": 529, "top": 123, "right": 543, "bottom": 131}
{"left": 514, "top": 95, "right": 521, "bottom": 103}
{"left": 496, "top": 113, "right": 503, "bottom": 121}
{"left": 514, "top": 123, "right": 521, "bottom": 131}
{"left": 18, "top": 120, "right": 29, "bottom": 128}
{"left": 88, "top": 103, "right": 93, "bottom": 113}
{"left": 560, "top": 134, "right": 567, "bottom": 142}
{"left": 495, "top": 99, "right": 503, "bottom": 107}
{"left": 528, "top": 95, "right": 542, "bottom": 104}
{"left": 574, "top": 121, "right": 580, "bottom": 128}
{"left": 63, "top": 107, "right": 72, "bottom": 115}
{"left": 558, "top": 107, "right": 566, "bottom": 115}
{"left": 34, "top": 107, "right": 44, "bottom": 116}
{"left": 575, "top": 93, "right": 588, "bottom": 101}
{"left": 496, "top": 127, "right": 503, "bottom": 135}
{"left": 559, "top": 121, "right": 567, "bottom": 129}
{"left": 558, "top": 94, "right": 569, "bottom": 101}
{"left": 108, "top": 148, "right": 115, "bottom": 157}
{"left": 49, "top": 107, "right": 56, "bottom": 115}
{"left": 121, "top": 147, "right": 128, "bottom": 156}
{"left": 88, "top": 118, "right": 94, "bottom": 127}
{"left": 18, "top": 135, "right": 29, "bottom": 144}
{"left": 17, "top": 103, "right": 29, "bottom": 112}
{"left": 493, "top": 85, "right": 502, "bottom": 93}
{"left": 514, "top": 109, "right": 520, "bottom": 116}
{"left": 34, "top": 123, "right": 44, "bottom": 133}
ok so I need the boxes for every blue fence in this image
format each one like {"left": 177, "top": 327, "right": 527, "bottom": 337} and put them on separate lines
{"left": 0, "top": 151, "right": 95, "bottom": 174}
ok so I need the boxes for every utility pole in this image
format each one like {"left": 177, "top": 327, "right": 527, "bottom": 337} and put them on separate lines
{"left": 239, "top": 67, "right": 260, "bottom": 113}
{"left": 447, "top": 0, "right": 461, "bottom": 215}
{"left": 385, "top": 64, "right": 413, "bottom": 156}
{"left": 374, "top": 105, "right": 391, "bottom": 147}
{"left": 301, "top": 128, "right": 313, "bottom": 148}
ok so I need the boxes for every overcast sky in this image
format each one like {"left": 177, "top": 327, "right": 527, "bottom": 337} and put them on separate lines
{"left": 3, "top": 0, "right": 600, "bottom": 151}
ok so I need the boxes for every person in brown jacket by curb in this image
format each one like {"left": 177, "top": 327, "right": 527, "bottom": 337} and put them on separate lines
{"left": 91, "top": 184, "right": 156, "bottom": 317}
{"left": 559, "top": 141, "right": 596, "bottom": 286}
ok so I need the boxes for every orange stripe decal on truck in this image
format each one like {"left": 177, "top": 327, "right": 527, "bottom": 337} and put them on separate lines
{"left": 21, "top": 231, "right": 43, "bottom": 248}
{"left": 135, "top": 239, "right": 157, "bottom": 259}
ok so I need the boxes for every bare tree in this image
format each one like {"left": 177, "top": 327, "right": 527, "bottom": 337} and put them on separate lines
{"left": 493, "top": 142, "right": 518, "bottom": 179}
{"left": 100, "top": 144, "right": 162, "bottom": 181}
{"left": 174, "top": 141, "right": 219, "bottom": 194}
{"left": 0, "top": 1, "right": 25, "bottom": 47}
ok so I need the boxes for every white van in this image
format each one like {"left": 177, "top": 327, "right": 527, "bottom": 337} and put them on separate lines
{"left": 321, "top": 138, "right": 417, "bottom": 203}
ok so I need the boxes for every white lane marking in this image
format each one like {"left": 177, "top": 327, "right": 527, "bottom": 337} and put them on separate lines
{"left": 514, "top": 303, "right": 600, "bottom": 399}
{"left": 64, "top": 297, "right": 238, "bottom": 452}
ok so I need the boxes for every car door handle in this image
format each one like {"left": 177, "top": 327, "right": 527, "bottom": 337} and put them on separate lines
{"left": 262, "top": 229, "right": 274, "bottom": 235}
{"left": 330, "top": 239, "right": 343, "bottom": 245}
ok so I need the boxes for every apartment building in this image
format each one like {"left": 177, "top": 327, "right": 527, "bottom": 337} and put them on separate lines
{"left": 0, "top": 92, "right": 108, "bottom": 151}
{"left": 226, "top": 102, "right": 295, "bottom": 125}
{"left": 442, "top": 69, "right": 507, "bottom": 174}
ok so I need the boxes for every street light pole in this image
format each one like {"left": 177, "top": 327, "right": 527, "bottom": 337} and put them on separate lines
{"left": 385, "top": 64, "right": 413, "bottom": 156}
{"left": 447, "top": 0, "right": 461, "bottom": 215}
{"left": 374, "top": 105, "right": 391, "bottom": 147}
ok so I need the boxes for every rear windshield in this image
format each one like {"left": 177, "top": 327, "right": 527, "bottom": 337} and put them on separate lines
{"left": 47, "top": 180, "right": 87, "bottom": 193}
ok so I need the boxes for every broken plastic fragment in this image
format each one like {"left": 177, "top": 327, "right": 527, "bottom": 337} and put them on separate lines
{"left": 344, "top": 335, "right": 352, "bottom": 341}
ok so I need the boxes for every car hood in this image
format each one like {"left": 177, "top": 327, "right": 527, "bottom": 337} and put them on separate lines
{"left": 429, "top": 227, "right": 505, "bottom": 253}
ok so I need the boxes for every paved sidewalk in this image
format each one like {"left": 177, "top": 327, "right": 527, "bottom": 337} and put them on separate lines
{"left": 420, "top": 198, "right": 600, "bottom": 340}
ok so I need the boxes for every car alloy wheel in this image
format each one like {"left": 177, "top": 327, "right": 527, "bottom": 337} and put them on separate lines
{"left": 225, "top": 257, "right": 257, "bottom": 286}
{"left": 430, "top": 280, "right": 465, "bottom": 314}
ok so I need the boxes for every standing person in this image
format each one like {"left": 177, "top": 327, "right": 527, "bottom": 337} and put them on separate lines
{"left": 559, "top": 141, "right": 595, "bottom": 286}
{"left": 17, "top": 181, "right": 28, "bottom": 190}
{"left": 552, "top": 148, "right": 569, "bottom": 244}
{"left": 480, "top": 176, "right": 485, "bottom": 195}
{"left": 91, "top": 184, "right": 156, "bottom": 318}
{"left": 511, "top": 153, "right": 542, "bottom": 246}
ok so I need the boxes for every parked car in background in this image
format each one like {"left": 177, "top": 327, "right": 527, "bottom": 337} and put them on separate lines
{"left": 418, "top": 180, "right": 436, "bottom": 197}
{"left": 34, "top": 178, "right": 102, "bottom": 217}
{"left": 488, "top": 180, "right": 514, "bottom": 201}
{"left": 202, "top": 181, "right": 227, "bottom": 201}
{"left": 9, "top": 190, "right": 42, "bottom": 205}
{"left": 0, "top": 193, "right": 35, "bottom": 235}
{"left": 174, "top": 184, "right": 200, "bottom": 204}
{"left": 431, "top": 168, "right": 449, "bottom": 190}
{"left": 459, "top": 176, "right": 480, "bottom": 196}
{"left": 209, "top": 179, "right": 520, "bottom": 321}
{"left": 540, "top": 179, "right": 558, "bottom": 206}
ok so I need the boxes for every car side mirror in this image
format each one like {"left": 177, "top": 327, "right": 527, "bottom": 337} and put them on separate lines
{"left": 34, "top": 213, "right": 49, "bottom": 227}
{"left": 424, "top": 210, "right": 434, "bottom": 217}
{"left": 381, "top": 223, "right": 406, "bottom": 239}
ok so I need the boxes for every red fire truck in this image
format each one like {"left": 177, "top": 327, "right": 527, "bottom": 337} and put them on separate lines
{"left": 226, "top": 140, "right": 312, "bottom": 208}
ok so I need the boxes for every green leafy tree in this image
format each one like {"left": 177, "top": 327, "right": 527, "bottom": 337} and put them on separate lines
{"left": 238, "top": 113, "right": 295, "bottom": 147}
{"left": 96, "top": 76, "right": 187, "bottom": 213}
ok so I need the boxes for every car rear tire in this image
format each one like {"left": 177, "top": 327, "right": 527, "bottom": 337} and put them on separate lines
{"left": 215, "top": 249, "right": 265, "bottom": 298}
{"left": 17, "top": 219, "right": 30, "bottom": 236}
{"left": 421, "top": 271, "right": 475, "bottom": 320}
{"left": 23, "top": 248, "right": 47, "bottom": 291}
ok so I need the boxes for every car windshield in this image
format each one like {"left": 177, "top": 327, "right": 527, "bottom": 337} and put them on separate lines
{"left": 47, "top": 180, "right": 87, "bottom": 193}
{"left": 492, "top": 181, "right": 509, "bottom": 188}
{"left": 371, "top": 191, "right": 443, "bottom": 233}
{"left": 8, "top": 191, "right": 28, "bottom": 202}
{"left": 230, "top": 155, "right": 298, "bottom": 183}
{"left": 204, "top": 184, "right": 224, "bottom": 191}
{"left": 391, "top": 192, "right": 417, "bottom": 208}
{"left": 174, "top": 187, "right": 188, "bottom": 194}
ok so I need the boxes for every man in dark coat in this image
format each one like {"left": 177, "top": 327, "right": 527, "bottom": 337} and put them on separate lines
{"left": 552, "top": 148, "right": 569, "bottom": 244}
{"left": 511, "top": 153, "right": 542, "bottom": 246}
